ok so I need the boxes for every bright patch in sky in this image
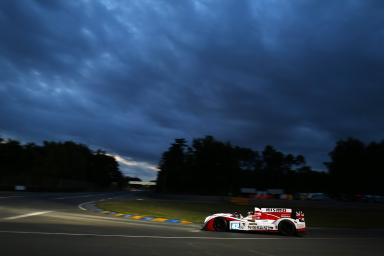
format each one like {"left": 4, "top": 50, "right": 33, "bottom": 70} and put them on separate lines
{"left": 111, "top": 154, "right": 159, "bottom": 181}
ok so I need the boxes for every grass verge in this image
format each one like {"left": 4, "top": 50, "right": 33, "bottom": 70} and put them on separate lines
{"left": 97, "top": 198, "right": 384, "bottom": 228}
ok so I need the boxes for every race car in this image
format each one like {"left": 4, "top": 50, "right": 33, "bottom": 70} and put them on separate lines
{"left": 203, "top": 207, "right": 306, "bottom": 236}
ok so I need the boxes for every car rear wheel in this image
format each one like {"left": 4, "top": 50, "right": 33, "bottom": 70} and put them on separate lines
{"left": 278, "top": 220, "right": 297, "bottom": 236}
{"left": 213, "top": 217, "right": 228, "bottom": 232}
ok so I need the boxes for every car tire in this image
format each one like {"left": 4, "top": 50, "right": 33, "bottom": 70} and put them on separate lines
{"left": 278, "top": 220, "right": 297, "bottom": 236}
{"left": 213, "top": 217, "right": 228, "bottom": 232}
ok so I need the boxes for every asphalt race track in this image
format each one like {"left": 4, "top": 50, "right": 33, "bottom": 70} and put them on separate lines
{"left": 1, "top": 192, "right": 383, "bottom": 256}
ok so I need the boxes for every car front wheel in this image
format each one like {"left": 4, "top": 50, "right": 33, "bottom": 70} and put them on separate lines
{"left": 213, "top": 217, "right": 228, "bottom": 232}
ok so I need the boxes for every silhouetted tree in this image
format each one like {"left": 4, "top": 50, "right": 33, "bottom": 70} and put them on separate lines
{"left": 190, "top": 136, "right": 239, "bottom": 195}
{"left": 365, "top": 141, "right": 384, "bottom": 193}
{"left": 157, "top": 138, "right": 188, "bottom": 193}
{"left": 258, "top": 146, "right": 306, "bottom": 188}
{"left": 325, "top": 138, "right": 365, "bottom": 194}
{"left": 89, "top": 150, "right": 122, "bottom": 188}
{"left": 325, "top": 138, "right": 384, "bottom": 194}
{"left": 0, "top": 138, "right": 124, "bottom": 191}
{"left": 157, "top": 136, "right": 314, "bottom": 195}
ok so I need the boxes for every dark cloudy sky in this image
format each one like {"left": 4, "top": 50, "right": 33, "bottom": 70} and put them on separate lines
{"left": 1, "top": 0, "right": 383, "bottom": 180}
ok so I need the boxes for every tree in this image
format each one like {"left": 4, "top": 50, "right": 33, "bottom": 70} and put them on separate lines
{"left": 89, "top": 150, "right": 122, "bottom": 189}
{"left": 325, "top": 138, "right": 366, "bottom": 194}
{"left": 365, "top": 141, "right": 384, "bottom": 193}
{"left": 0, "top": 138, "right": 124, "bottom": 191}
{"left": 190, "top": 136, "right": 239, "bottom": 195}
{"left": 157, "top": 136, "right": 319, "bottom": 195}
{"left": 157, "top": 138, "right": 188, "bottom": 193}
{"left": 260, "top": 146, "right": 286, "bottom": 188}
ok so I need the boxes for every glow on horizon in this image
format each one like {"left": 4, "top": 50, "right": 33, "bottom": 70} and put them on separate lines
{"left": 108, "top": 153, "right": 159, "bottom": 175}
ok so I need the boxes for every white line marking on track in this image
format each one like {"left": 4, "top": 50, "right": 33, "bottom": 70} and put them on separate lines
{"left": 0, "top": 230, "right": 373, "bottom": 240}
{"left": 55, "top": 194, "right": 109, "bottom": 200}
{"left": 0, "top": 230, "right": 290, "bottom": 239}
{"left": 78, "top": 201, "right": 96, "bottom": 211}
{"left": 3, "top": 211, "right": 53, "bottom": 220}
{"left": 0, "top": 196, "right": 24, "bottom": 199}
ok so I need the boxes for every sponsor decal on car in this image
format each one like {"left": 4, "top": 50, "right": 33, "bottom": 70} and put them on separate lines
{"left": 248, "top": 225, "right": 274, "bottom": 230}
{"left": 261, "top": 208, "right": 292, "bottom": 213}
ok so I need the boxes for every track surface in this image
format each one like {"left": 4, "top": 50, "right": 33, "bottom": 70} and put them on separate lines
{"left": 1, "top": 192, "right": 383, "bottom": 256}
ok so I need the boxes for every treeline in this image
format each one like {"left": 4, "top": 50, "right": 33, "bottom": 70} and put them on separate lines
{"left": 326, "top": 138, "right": 384, "bottom": 194}
{"left": 157, "top": 136, "right": 384, "bottom": 195}
{"left": 157, "top": 136, "right": 324, "bottom": 195}
{"left": 0, "top": 138, "right": 124, "bottom": 191}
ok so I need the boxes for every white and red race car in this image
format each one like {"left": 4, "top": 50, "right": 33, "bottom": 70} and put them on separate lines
{"left": 203, "top": 207, "right": 306, "bottom": 236}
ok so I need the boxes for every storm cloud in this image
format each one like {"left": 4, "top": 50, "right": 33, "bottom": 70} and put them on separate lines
{"left": 1, "top": 0, "right": 383, "bottom": 180}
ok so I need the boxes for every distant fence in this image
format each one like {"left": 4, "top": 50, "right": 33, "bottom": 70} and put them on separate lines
{"left": 229, "top": 197, "right": 250, "bottom": 205}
